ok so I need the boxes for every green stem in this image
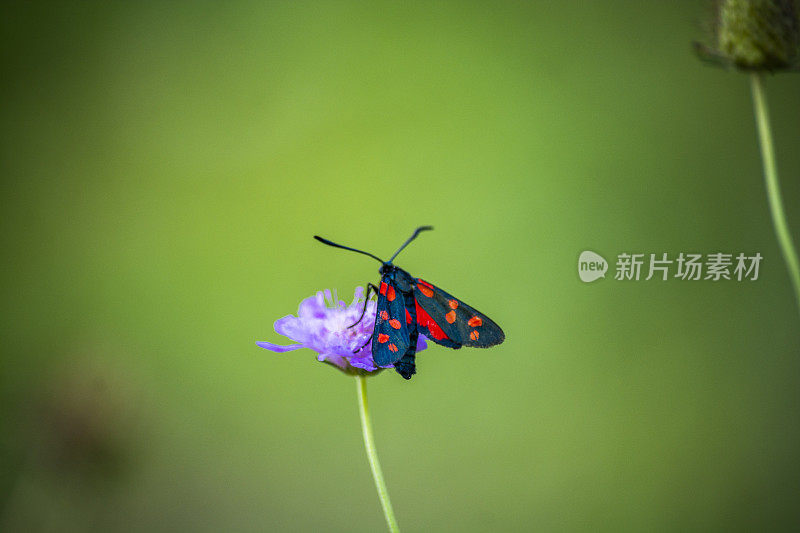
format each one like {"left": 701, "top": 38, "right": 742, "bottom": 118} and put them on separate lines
{"left": 355, "top": 375, "right": 400, "bottom": 533}
{"left": 750, "top": 72, "right": 800, "bottom": 315}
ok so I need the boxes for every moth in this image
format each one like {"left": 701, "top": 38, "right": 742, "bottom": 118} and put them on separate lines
{"left": 314, "top": 226, "right": 505, "bottom": 379}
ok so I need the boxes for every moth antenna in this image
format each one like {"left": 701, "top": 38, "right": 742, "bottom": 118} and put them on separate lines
{"left": 388, "top": 226, "right": 433, "bottom": 262}
{"left": 314, "top": 235, "right": 384, "bottom": 263}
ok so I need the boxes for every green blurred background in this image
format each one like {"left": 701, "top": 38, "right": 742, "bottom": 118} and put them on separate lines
{"left": 2, "top": 1, "right": 800, "bottom": 531}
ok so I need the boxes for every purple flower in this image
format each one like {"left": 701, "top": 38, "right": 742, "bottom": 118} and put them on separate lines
{"left": 257, "top": 287, "right": 427, "bottom": 375}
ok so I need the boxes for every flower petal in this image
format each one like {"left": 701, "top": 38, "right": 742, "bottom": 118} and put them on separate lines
{"left": 297, "top": 293, "right": 327, "bottom": 319}
{"left": 317, "top": 352, "right": 348, "bottom": 370}
{"left": 351, "top": 285, "right": 364, "bottom": 303}
{"left": 274, "top": 315, "right": 310, "bottom": 342}
{"left": 416, "top": 335, "right": 428, "bottom": 351}
{"left": 256, "top": 341, "right": 304, "bottom": 353}
{"left": 349, "top": 354, "right": 380, "bottom": 372}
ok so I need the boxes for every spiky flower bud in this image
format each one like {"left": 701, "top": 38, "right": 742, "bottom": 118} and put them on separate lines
{"left": 696, "top": 0, "right": 800, "bottom": 71}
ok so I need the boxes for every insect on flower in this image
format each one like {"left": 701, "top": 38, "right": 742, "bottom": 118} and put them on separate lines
{"left": 314, "top": 226, "right": 505, "bottom": 380}
{"left": 256, "top": 287, "right": 427, "bottom": 374}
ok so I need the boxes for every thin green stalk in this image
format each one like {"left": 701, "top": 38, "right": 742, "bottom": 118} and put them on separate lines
{"left": 355, "top": 375, "right": 400, "bottom": 533}
{"left": 750, "top": 72, "right": 800, "bottom": 315}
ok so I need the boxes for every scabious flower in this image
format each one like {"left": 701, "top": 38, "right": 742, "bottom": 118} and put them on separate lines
{"left": 257, "top": 287, "right": 427, "bottom": 375}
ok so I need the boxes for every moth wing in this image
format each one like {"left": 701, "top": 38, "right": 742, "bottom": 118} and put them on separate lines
{"left": 371, "top": 278, "right": 411, "bottom": 366}
{"left": 413, "top": 278, "right": 505, "bottom": 348}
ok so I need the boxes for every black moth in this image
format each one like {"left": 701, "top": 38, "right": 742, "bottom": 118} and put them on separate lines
{"left": 314, "top": 226, "right": 505, "bottom": 379}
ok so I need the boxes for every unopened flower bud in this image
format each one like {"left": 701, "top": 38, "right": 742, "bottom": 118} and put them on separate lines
{"left": 696, "top": 0, "right": 800, "bottom": 71}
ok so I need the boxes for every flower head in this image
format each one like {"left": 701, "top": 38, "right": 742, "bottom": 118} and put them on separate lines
{"left": 695, "top": 0, "right": 800, "bottom": 71}
{"left": 257, "top": 287, "right": 427, "bottom": 375}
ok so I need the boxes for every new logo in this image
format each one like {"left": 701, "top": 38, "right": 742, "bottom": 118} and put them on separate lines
{"left": 578, "top": 251, "right": 608, "bottom": 282}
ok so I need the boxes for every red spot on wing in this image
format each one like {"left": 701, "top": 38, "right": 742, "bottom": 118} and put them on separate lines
{"left": 417, "top": 279, "right": 434, "bottom": 297}
{"left": 389, "top": 319, "right": 401, "bottom": 329}
{"left": 414, "top": 299, "right": 449, "bottom": 341}
{"left": 470, "top": 330, "right": 480, "bottom": 341}
{"left": 405, "top": 308, "right": 412, "bottom": 324}
{"left": 388, "top": 343, "right": 398, "bottom": 352}
{"left": 445, "top": 310, "right": 456, "bottom": 323}
{"left": 379, "top": 282, "right": 387, "bottom": 295}
{"left": 448, "top": 299, "right": 458, "bottom": 309}
{"left": 387, "top": 285, "right": 396, "bottom": 301}
{"left": 377, "top": 333, "right": 389, "bottom": 343}
{"left": 380, "top": 310, "right": 389, "bottom": 320}
{"left": 468, "top": 316, "right": 482, "bottom": 327}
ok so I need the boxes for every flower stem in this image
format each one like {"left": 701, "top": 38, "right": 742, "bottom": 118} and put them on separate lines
{"left": 355, "top": 375, "right": 400, "bottom": 533}
{"left": 750, "top": 72, "right": 800, "bottom": 315}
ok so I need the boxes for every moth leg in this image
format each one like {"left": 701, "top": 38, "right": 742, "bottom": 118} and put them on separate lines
{"left": 352, "top": 283, "right": 381, "bottom": 353}
{"left": 353, "top": 334, "right": 373, "bottom": 354}
{"left": 348, "top": 283, "right": 380, "bottom": 329}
